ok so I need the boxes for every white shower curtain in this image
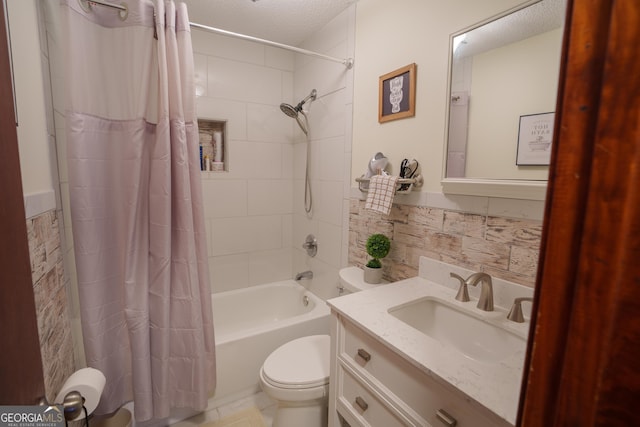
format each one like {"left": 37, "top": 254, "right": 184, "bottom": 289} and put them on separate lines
{"left": 64, "top": 0, "right": 215, "bottom": 420}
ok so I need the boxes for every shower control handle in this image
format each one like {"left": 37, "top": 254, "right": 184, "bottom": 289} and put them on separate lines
{"left": 302, "top": 234, "right": 317, "bottom": 257}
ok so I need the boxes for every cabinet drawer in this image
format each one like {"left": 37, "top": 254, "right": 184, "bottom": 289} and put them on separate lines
{"left": 337, "top": 366, "right": 409, "bottom": 427}
{"left": 339, "top": 319, "right": 509, "bottom": 427}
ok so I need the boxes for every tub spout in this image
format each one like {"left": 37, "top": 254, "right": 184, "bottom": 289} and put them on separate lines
{"left": 295, "top": 270, "right": 313, "bottom": 280}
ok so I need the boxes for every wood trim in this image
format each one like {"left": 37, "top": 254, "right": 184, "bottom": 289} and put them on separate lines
{"left": 0, "top": 2, "right": 45, "bottom": 405}
{"left": 520, "top": 0, "right": 640, "bottom": 424}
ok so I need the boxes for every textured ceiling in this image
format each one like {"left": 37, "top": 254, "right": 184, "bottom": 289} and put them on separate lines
{"left": 455, "top": 0, "right": 567, "bottom": 58}
{"left": 181, "top": 0, "right": 356, "bottom": 46}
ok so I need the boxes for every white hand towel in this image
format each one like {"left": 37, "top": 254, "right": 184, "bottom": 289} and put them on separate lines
{"left": 365, "top": 175, "right": 399, "bottom": 215}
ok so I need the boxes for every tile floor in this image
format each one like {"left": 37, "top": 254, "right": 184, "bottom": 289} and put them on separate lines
{"left": 170, "top": 392, "right": 276, "bottom": 427}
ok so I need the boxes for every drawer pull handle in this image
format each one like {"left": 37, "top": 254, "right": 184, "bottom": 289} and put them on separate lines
{"left": 355, "top": 396, "right": 369, "bottom": 412}
{"left": 436, "top": 409, "right": 457, "bottom": 426}
{"left": 356, "top": 348, "right": 371, "bottom": 362}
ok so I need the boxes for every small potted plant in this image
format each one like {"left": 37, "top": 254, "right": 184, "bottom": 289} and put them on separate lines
{"left": 363, "top": 233, "right": 391, "bottom": 284}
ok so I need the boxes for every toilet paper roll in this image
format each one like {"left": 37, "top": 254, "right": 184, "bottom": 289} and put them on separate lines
{"left": 55, "top": 367, "right": 106, "bottom": 420}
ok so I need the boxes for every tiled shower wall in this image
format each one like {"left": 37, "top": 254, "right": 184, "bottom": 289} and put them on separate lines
{"left": 27, "top": 210, "right": 75, "bottom": 403}
{"left": 348, "top": 199, "right": 542, "bottom": 287}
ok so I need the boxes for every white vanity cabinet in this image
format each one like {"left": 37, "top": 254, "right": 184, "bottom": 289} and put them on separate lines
{"left": 328, "top": 312, "right": 512, "bottom": 427}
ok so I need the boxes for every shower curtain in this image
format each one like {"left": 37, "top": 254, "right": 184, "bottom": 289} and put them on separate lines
{"left": 63, "top": 0, "right": 215, "bottom": 421}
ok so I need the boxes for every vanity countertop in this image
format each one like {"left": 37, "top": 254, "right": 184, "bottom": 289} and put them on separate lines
{"left": 327, "top": 275, "right": 530, "bottom": 426}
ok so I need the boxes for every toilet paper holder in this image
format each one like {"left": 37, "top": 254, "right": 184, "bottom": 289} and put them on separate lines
{"left": 39, "top": 390, "right": 86, "bottom": 421}
{"left": 39, "top": 367, "right": 106, "bottom": 422}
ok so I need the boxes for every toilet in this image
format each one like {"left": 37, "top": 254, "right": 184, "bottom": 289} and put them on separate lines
{"left": 259, "top": 267, "right": 386, "bottom": 427}
{"left": 259, "top": 335, "right": 331, "bottom": 427}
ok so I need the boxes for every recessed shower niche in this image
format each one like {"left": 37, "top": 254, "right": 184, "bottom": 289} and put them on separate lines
{"left": 198, "top": 118, "right": 226, "bottom": 172}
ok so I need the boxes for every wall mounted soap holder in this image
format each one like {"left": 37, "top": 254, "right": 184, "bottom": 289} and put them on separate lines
{"left": 355, "top": 174, "right": 424, "bottom": 194}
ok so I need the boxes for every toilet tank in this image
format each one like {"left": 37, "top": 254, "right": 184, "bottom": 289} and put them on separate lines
{"left": 338, "top": 266, "right": 389, "bottom": 295}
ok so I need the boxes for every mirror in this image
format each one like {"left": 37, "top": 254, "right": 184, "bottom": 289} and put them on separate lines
{"left": 442, "top": 0, "right": 566, "bottom": 200}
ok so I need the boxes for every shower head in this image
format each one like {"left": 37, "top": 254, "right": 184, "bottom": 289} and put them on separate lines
{"left": 280, "top": 103, "right": 299, "bottom": 118}
{"left": 279, "top": 89, "right": 317, "bottom": 119}
{"left": 280, "top": 89, "right": 317, "bottom": 135}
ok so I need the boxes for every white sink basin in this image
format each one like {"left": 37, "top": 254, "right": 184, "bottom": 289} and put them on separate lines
{"left": 388, "top": 297, "right": 526, "bottom": 363}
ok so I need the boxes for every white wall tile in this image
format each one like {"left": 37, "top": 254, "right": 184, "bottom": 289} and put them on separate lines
{"left": 231, "top": 141, "right": 283, "bottom": 179}
{"left": 282, "top": 71, "right": 294, "bottom": 105}
{"left": 196, "top": 97, "right": 247, "bottom": 140}
{"left": 211, "top": 215, "right": 282, "bottom": 256}
{"left": 192, "top": 30, "right": 265, "bottom": 66}
{"left": 282, "top": 214, "right": 293, "bottom": 248}
{"left": 265, "top": 47, "right": 295, "bottom": 71}
{"left": 211, "top": 217, "right": 252, "bottom": 256}
{"left": 202, "top": 180, "right": 247, "bottom": 218}
{"left": 207, "top": 57, "right": 283, "bottom": 105}
{"left": 281, "top": 143, "right": 294, "bottom": 180}
{"left": 306, "top": 89, "right": 347, "bottom": 140}
{"left": 248, "top": 180, "right": 293, "bottom": 215}
{"left": 248, "top": 248, "right": 293, "bottom": 285}
{"left": 293, "top": 142, "right": 308, "bottom": 180}
{"left": 249, "top": 215, "right": 285, "bottom": 251}
{"left": 314, "top": 180, "right": 344, "bottom": 226}
{"left": 194, "top": 53, "right": 208, "bottom": 97}
{"left": 315, "top": 136, "right": 345, "bottom": 181}
{"left": 247, "top": 103, "right": 294, "bottom": 143}
{"left": 316, "top": 221, "right": 343, "bottom": 267}
{"left": 209, "top": 254, "right": 250, "bottom": 293}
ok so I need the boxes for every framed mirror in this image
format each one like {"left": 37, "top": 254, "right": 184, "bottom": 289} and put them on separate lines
{"left": 442, "top": 0, "right": 566, "bottom": 200}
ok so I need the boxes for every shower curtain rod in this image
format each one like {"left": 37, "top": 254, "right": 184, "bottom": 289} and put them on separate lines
{"left": 81, "top": 0, "right": 355, "bottom": 69}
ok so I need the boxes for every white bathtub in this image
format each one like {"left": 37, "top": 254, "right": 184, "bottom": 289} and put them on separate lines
{"left": 211, "top": 280, "right": 331, "bottom": 405}
{"left": 130, "top": 280, "right": 330, "bottom": 427}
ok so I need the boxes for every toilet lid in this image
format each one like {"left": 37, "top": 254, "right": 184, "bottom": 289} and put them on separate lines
{"left": 262, "top": 335, "right": 330, "bottom": 388}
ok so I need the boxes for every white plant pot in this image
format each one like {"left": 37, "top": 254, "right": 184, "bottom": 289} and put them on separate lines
{"left": 363, "top": 266, "right": 383, "bottom": 284}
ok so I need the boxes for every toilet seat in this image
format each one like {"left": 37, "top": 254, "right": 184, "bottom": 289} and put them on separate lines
{"left": 261, "top": 335, "right": 330, "bottom": 390}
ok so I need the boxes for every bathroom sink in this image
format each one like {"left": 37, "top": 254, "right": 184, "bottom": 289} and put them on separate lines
{"left": 388, "top": 298, "right": 526, "bottom": 363}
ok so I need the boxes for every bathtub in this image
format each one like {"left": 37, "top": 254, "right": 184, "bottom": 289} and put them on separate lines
{"left": 211, "top": 280, "right": 330, "bottom": 405}
{"left": 130, "top": 280, "right": 330, "bottom": 427}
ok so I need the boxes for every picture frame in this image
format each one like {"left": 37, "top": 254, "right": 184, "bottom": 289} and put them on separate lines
{"left": 516, "top": 112, "right": 555, "bottom": 166}
{"left": 378, "top": 63, "right": 416, "bottom": 123}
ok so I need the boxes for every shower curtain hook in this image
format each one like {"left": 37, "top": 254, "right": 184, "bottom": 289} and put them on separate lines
{"left": 117, "top": 3, "right": 128, "bottom": 21}
{"left": 77, "top": 1, "right": 128, "bottom": 21}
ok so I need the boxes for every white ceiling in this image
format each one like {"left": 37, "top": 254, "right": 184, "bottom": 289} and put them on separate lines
{"left": 181, "top": 0, "right": 356, "bottom": 46}
{"left": 455, "top": 0, "right": 567, "bottom": 58}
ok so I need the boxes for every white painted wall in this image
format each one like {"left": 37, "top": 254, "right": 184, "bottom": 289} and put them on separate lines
{"left": 466, "top": 29, "right": 562, "bottom": 179}
{"left": 7, "top": 0, "right": 55, "bottom": 204}
{"left": 352, "top": 0, "right": 546, "bottom": 192}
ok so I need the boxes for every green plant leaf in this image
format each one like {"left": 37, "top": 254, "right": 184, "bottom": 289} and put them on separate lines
{"left": 366, "top": 259, "right": 382, "bottom": 268}
{"left": 365, "top": 234, "right": 391, "bottom": 260}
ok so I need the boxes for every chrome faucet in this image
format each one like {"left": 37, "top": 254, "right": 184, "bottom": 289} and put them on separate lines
{"left": 295, "top": 270, "right": 313, "bottom": 280}
{"left": 450, "top": 272, "right": 494, "bottom": 311}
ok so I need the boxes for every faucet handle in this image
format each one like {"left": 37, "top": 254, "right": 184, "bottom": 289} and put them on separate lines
{"left": 507, "top": 297, "right": 534, "bottom": 323}
{"left": 450, "top": 272, "right": 470, "bottom": 302}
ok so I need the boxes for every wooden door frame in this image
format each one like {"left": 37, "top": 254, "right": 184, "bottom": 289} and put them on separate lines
{"left": 0, "top": 2, "right": 45, "bottom": 404}
{"left": 519, "top": 0, "right": 640, "bottom": 424}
